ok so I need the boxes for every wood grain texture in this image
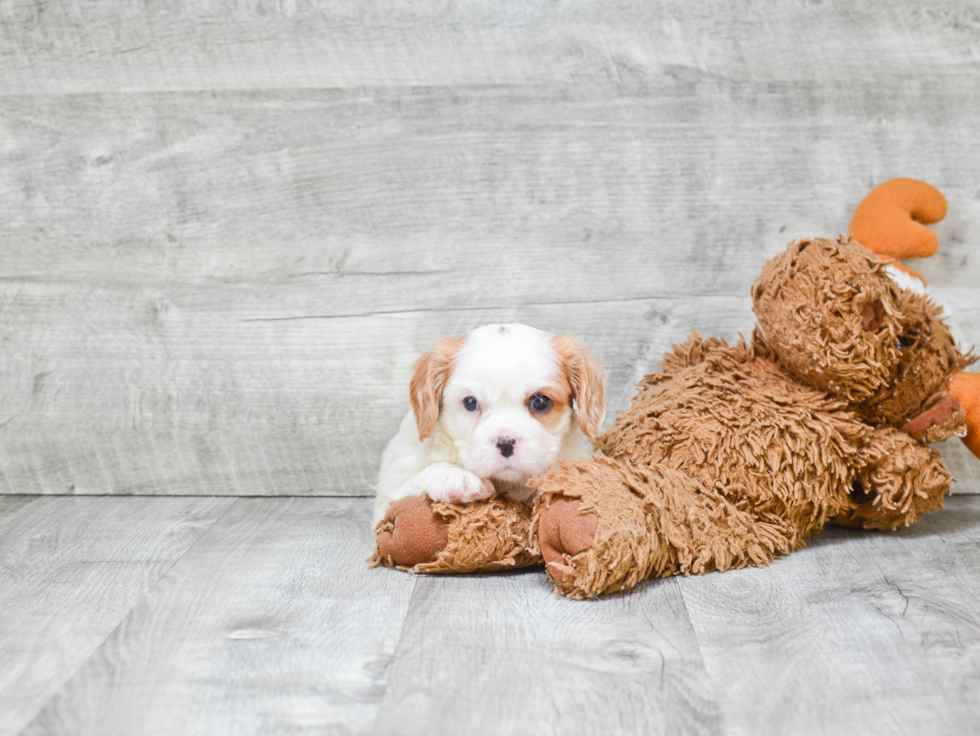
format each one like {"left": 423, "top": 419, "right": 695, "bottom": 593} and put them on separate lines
{"left": 0, "top": 296, "right": 756, "bottom": 496}
{"left": 4, "top": 86, "right": 980, "bottom": 294}
{"left": 372, "top": 574, "right": 722, "bottom": 736}
{"left": 679, "top": 496, "right": 980, "bottom": 736}
{"left": 5, "top": 495, "right": 980, "bottom": 735}
{"left": 1, "top": 1, "right": 979, "bottom": 93}
{"left": 0, "top": 494, "right": 38, "bottom": 517}
{"left": 0, "top": 495, "right": 233, "bottom": 736}
{"left": 19, "top": 497, "right": 417, "bottom": 736}
{"left": 2, "top": 83, "right": 979, "bottom": 495}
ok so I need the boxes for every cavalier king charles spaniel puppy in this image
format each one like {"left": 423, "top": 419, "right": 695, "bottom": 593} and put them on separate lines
{"left": 374, "top": 323, "right": 605, "bottom": 523}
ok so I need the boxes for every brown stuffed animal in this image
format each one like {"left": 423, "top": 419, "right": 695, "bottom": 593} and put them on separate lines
{"left": 373, "top": 179, "right": 980, "bottom": 599}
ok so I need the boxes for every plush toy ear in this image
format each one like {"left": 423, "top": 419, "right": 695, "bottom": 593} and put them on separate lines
{"left": 409, "top": 336, "right": 464, "bottom": 441}
{"left": 848, "top": 178, "right": 947, "bottom": 267}
{"left": 949, "top": 372, "right": 980, "bottom": 459}
{"left": 553, "top": 335, "right": 606, "bottom": 439}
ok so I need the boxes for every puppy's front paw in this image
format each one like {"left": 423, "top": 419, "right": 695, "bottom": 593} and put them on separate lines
{"left": 420, "top": 463, "right": 495, "bottom": 504}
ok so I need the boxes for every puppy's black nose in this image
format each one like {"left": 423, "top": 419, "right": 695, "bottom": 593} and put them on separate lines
{"left": 496, "top": 437, "right": 516, "bottom": 458}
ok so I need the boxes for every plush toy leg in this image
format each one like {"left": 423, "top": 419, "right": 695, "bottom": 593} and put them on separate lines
{"left": 532, "top": 456, "right": 800, "bottom": 599}
{"left": 534, "top": 457, "right": 668, "bottom": 599}
{"left": 372, "top": 495, "right": 541, "bottom": 574}
{"left": 848, "top": 178, "right": 947, "bottom": 262}
{"left": 836, "top": 427, "right": 953, "bottom": 531}
{"left": 949, "top": 371, "right": 980, "bottom": 459}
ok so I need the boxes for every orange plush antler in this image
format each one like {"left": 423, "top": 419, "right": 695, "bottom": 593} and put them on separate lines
{"left": 849, "top": 178, "right": 947, "bottom": 259}
{"left": 950, "top": 372, "right": 980, "bottom": 459}
{"left": 848, "top": 178, "right": 947, "bottom": 284}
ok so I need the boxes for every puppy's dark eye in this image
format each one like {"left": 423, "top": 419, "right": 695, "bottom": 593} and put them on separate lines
{"left": 463, "top": 396, "right": 479, "bottom": 412}
{"left": 896, "top": 336, "right": 914, "bottom": 349}
{"left": 529, "top": 394, "right": 552, "bottom": 413}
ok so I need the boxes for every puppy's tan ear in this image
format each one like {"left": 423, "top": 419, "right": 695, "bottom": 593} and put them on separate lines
{"left": 409, "top": 336, "right": 464, "bottom": 441}
{"left": 553, "top": 335, "right": 606, "bottom": 439}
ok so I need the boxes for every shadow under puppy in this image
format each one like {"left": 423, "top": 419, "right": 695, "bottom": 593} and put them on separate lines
{"left": 372, "top": 323, "right": 605, "bottom": 572}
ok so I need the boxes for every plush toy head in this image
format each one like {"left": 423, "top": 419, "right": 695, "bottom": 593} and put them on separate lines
{"left": 752, "top": 237, "right": 972, "bottom": 430}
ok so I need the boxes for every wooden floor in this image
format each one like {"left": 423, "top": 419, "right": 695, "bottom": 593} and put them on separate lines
{"left": 1, "top": 493, "right": 979, "bottom": 736}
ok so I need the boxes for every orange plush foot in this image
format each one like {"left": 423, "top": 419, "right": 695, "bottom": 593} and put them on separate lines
{"left": 849, "top": 178, "right": 947, "bottom": 264}
{"left": 950, "top": 372, "right": 980, "bottom": 459}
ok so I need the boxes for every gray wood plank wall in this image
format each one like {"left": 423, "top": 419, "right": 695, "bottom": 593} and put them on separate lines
{"left": 2, "top": 1, "right": 979, "bottom": 496}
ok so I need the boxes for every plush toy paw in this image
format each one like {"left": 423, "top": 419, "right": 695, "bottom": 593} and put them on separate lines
{"left": 374, "top": 495, "right": 450, "bottom": 568}
{"left": 537, "top": 496, "right": 598, "bottom": 586}
{"left": 533, "top": 457, "right": 668, "bottom": 599}
{"left": 417, "top": 462, "right": 496, "bottom": 504}
{"left": 372, "top": 495, "right": 541, "bottom": 573}
{"left": 837, "top": 427, "right": 953, "bottom": 530}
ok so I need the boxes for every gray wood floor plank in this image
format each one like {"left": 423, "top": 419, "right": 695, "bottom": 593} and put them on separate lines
{"left": 1, "top": 1, "right": 978, "bottom": 94}
{"left": 0, "top": 495, "right": 234, "bottom": 736}
{"left": 19, "top": 497, "right": 417, "bottom": 736}
{"left": 371, "top": 573, "right": 723, "bottom": 736}
{"left": 679, "top": 495, "right": 980, "bottom": 736}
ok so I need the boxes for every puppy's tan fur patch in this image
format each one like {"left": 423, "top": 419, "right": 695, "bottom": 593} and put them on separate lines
{"left": 410, "top": 336, "right": 466, "bottom": 440}
{"left": 527, "top": 380, "right": 572, "bottom": 431}
{"left": 552, "top": 334, "right": 606, "bottom": 438}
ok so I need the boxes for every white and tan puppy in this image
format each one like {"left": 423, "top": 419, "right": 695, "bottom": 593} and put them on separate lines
{"left": 374, "top": 323, "right": 605, "bottom": 524}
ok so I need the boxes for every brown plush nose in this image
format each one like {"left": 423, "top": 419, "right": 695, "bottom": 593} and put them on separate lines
{"left": 496, "top": 437, "right": 516, "bottom": 457}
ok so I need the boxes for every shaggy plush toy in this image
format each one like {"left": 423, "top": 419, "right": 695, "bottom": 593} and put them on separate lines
{"left": 373, "top": 179, "right": 980, "bottom": 598}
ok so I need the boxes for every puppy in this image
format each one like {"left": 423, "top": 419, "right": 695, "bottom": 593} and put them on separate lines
{"left": 374, "top": 323, "right": 605, "bottom": 524}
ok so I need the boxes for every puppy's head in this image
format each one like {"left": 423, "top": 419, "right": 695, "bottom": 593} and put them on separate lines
{"left": 410, "top": 323, "right": 605, "bottom": 483}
